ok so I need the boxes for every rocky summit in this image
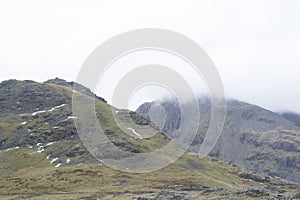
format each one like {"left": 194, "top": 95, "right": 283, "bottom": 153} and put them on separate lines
{"left": 0, "top": 78, "right": 299, "bottom": 200}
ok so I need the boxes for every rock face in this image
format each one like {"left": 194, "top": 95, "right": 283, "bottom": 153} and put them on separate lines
{"left": 136, "top": 98, "right": 300, "bottom": 184}
{"left": 0, "top": 79, "right": 68, "bottom": 117}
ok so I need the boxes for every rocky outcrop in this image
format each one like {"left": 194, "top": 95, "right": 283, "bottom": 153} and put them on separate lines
{"left": 45, "top": 77, "right": 107, "bottom": 102}
{"left": 0, "top": 79, "right": 69, "bottom": 117}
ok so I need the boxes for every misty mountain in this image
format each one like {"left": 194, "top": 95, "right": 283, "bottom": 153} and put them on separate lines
{"left": 280, "top": 112, "right": 300, "bottom": 128}
{"left": 136, "top": 98, "right": 300, "bottom": 184}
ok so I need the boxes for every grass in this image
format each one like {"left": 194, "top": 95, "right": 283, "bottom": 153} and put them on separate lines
{"left": 0, "top": 147, "right": 299, "bottom": 199}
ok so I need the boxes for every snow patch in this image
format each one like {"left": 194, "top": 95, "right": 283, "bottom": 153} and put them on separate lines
{"left": 45, "top": 142, "right": 55, "bottom": 147}
{"left": 37, "top": 148, "right": 45, "bottom": 153}
{"left": 127, "top": 127, "right": 142, "bottom": 139}
{"left": 66, "top": 158, "right": 71, "bottom": 164}
{"left": 55, "top": 163, "right": 62, "bottom": 168}
{"left": 20, "top": 121, "right": 27, "bottom": 125}
{"left": 67, "top": 116, "right": 78, "bottom": 120}
{"left": 55, "top": 104, "right": 66, "bottom": 109}
{"left": 37, "top": 145, "right": 45, "bottom": 153}
{"left": 4, "top": 146, "right": 19, "bottom": 152}
{"left": 48, "top": 104, "right": 66, "bottom": 112}
{"left": 32, "top": 110, "right": 46, "bottom": 116}
{"left": 50, "top": 158, "right": 58, "bottom": 164}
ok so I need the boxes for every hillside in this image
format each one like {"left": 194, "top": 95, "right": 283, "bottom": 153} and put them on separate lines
{"left": 137, "top": 99, "right": 300, "bottom": 184}
{"left": 0, "top": 79, "right": 299, "bottom": 199}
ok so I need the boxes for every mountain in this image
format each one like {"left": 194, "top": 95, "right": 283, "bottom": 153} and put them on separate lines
{"left": 280, "top": 112, "right": 300, "bottom": 128}
{"left": 0, "top": 78, "right": 164, "bottom": 162}
{"left": 136, "top": 98, "right": 300, "bottom": 184}
{"left": 0, "top": 78, "right": 299, "bottom": 199}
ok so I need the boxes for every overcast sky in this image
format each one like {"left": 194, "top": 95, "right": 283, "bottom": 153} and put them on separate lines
{"left": 0, "top": 0, "right": 299, "bottom": 112}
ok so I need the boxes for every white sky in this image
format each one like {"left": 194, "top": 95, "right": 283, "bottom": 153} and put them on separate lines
{"left": 0, "top": 0, "right": 299, "bottom": 112}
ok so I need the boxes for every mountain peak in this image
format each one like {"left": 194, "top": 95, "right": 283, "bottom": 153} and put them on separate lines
{"left": 44, "top": 77, "right": 73, "bottom": 87}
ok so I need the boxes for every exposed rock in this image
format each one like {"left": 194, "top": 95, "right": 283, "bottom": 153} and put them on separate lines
{"left": 236, "top": 186, "right": 270, "bottom": 197}
{"left": 238, "top": 172, "right": 271, "bottom": 183}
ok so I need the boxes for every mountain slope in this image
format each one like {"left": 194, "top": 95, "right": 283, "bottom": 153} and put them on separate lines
{"left": 280, "top": 112, "right": 300, "bottom": 128}
{"left": 136, "top": 98, "right": 300, "bottom": 184}
{"left": 0, "top": 79, "right": 299, "bottom": 199}
{"left": 0, "top": 78, "right": 167, "bottom": 157}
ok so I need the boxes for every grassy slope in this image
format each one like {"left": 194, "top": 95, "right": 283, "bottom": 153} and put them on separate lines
{"left": 1, "top": 147, "right": 299, "bottom": 200}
